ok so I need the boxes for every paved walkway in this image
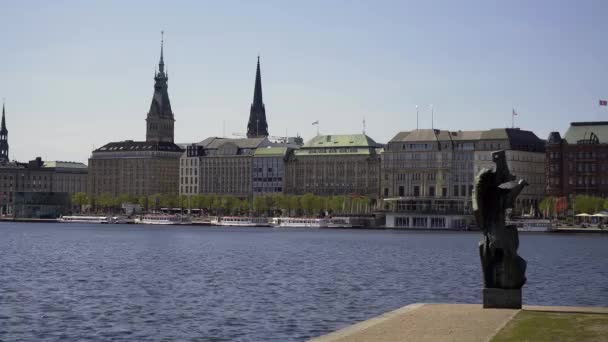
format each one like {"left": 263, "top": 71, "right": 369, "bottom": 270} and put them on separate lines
{"left": 311, "top": 304, "right": 608, "bottom": 342}
{"left": 310, "top": 303, "right": 519, "bottom": 342}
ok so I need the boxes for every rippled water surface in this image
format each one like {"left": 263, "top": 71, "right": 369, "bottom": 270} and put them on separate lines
{"left": 0, "top": 223, "right": 607, "bottom": 341}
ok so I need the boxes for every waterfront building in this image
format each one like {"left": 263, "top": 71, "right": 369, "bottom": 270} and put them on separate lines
{"left": 247, "top": 57, "right": 269, "bottom": 138}
{"left": 284, "top": 134, "right": 382, "bottom": 199}
{"left": 474, "top": 129, "right": 545, "bottom": 214}
{"left": 382, "top": 128, "right": 545, "bottom": 229}
{"left": 88, "top": 35, "right": 183, "bottom": 198}
{"left": 253, "top": 146, "right": 294, "bottom": 196}
{"left": 0, "top": 157, "right": 88, "bottom": 216}
{"left": 180, "top": 137, "right": 273, "bottom": 197}
{"left": 0, "top": 104, "right": 88, "bottom": 216}
{"left": 546, "top": 121, "right": 608, "bottom": 198}
{"left": 382, "top": 129, "right": 479, "bottom": 229}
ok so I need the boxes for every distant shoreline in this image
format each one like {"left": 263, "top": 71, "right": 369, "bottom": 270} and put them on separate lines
{"left": 1, "top": 218, "right": 607, "bottom": 234}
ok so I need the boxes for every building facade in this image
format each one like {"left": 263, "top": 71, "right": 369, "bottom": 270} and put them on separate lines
{"left": 382, "top": 129, "right": 479, "bottom": 229}
{"left": 284, "top": 134, "right": 382, "bottom": 198}
{"left": 546, "top": 121, "right": 608, "bottom": 198}
{"left": 0, "top": 157, "right": 88, "bottom": 216}
{"left": 89, "top": 141, "right": 182, "bottom": 197}
{"left": 474, "top": 129, "right": 546, "bottom": 215}
{"left": 253, "top": 147, "right": 292, "bottom": 196}
{"left": 88, "top": 35, "right": 182, "bottom": 199}
{"left": 180, "top": 137, "right": 272, "bottom": 198}
{"left": 382, "top": 128, "right": 545, "bottom": 229}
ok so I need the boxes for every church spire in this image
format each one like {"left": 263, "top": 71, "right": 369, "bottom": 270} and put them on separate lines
{"left": 1, "top": 102, "right": 6, "bottom": 133}
{"left": 247, "top": 56, "right": 269, "bottom": 138}
{"left": 159, "top": 30, "right": 165, "bottom": 74}
{"left": 0, "top": 101, "right": 9, "bottom": 162}
{"left": 253, "top": 56, "right": 263, "bottom": 107}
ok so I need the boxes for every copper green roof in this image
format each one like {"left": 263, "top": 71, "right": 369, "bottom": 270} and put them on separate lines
{"left": 43, "top": 161, "right": 88, "bottom": 169}
{"left": 296, "top": 134, "right": 381, "bottom": 156}
{"left": 254, "top": 146, "right": 289, "bottom": 156}
{"left": 303, "top": 134, "right": 380, "bottom": 148}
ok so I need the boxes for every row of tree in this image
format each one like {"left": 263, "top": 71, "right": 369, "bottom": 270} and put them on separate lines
{"left": 71, "top": 192, "right": 376, "bottom": 216}
{"left": 539, "top": 195, "right": 608, "bottom": 217}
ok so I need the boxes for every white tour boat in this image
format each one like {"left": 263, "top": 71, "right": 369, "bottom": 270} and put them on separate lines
{"left": 59, "top": 215, "right": 114, "bottom": 224}
{"left": 272, "top": 217, "right": 330, "bottom": 228}
{"left": 136, "top": 214, "right": 191, "bottom": 225}
{"left": 509, "top": 219, "right": 555, "bottom": 232}
{"left": 213, "top": 216, "right": 270, "bottom": 227}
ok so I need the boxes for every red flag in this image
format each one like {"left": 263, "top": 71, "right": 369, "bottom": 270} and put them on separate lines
{"left": 600, "top": 100, "right": 608, "bottom": 106}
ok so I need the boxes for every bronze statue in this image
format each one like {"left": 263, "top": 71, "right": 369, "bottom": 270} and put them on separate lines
{"left": 473, "top": 150, "right": 527, "bottom": 307}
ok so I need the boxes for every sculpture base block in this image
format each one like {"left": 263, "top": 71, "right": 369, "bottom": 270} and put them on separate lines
{"left": 483, "top": 288, "right": 522, "bottom": 309}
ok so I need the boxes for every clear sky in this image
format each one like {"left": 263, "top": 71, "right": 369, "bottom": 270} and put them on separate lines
{"left": 1, "top": 0, "right": 607, "bottom": 163}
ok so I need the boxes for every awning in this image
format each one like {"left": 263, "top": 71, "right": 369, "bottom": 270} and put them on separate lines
{"left": 575, "top": 213, "right": 590, "bottom": 217}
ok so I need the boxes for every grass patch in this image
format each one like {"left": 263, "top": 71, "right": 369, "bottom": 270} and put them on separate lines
{"left": 492, "top": 310, "right": 608, "bottom": 342}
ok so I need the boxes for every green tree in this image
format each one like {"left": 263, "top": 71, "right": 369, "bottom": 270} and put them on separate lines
{"left": 300, "top": 193, "right": 316, "bottom": 215}
{"left": 241, "top": 199, "right": 251, "bottom": 216}
{"left": 88, "top": 195, "right": 97, "bottom": 212}
{"left": 539, "top": 197, "right": 556, "bottom": 217}
{"left": 287, "top": 195, "right": 300, "bottom": 216}
{"left": 138, "top": 196, "right": 148, "bottom": 211}
{"left": 311, "top": 195, "right": 324, "bottom": 215}
{"left": 211, "top": 195, "right": 222, "bottom": 215}
{"left": 98, "top": 193, "right": 114, "bottom": 212}
{"left": 573, "top": 195, "right": 603, "bottom": 215}
{"left": 71, "top": 192, "right": 89, "bottom": 213}
{"left": 253, "top": 195, "right": 268, "bottom": 215}
{"left": 148, "top": 193, "right": 162, "bottom": 211}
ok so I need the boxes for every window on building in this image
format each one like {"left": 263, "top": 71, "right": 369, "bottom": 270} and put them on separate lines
{"left": 384, "top": 188, "right": 389, "bottom": 197}
{"left": 429, "top": 186, "right": 435, "bottom": 197}
{"left": 398, "top": 186, "right": 404, "bottom": 197}
{"left": 442, "top": 187, "right": 447, "bottom": 197}
{"left": 414, "top": 186, "right": 420, "bottom": 197}
{"left": 454, "top": 185, "right": 459, "bottom": 197}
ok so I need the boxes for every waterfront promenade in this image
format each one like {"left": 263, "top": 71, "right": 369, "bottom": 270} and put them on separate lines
{"left": 311, "top": 303, "right": 608, "bottom": 342}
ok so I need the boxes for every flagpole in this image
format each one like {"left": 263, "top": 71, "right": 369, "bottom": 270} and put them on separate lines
{"left": 430, "top": 104, "right": 434, "bottom": 130}
{"left": 512, "top": 109, "right": 514, "bottom": 129}
{"left": 416, "top": 105, "right": 419, "bottom": 130}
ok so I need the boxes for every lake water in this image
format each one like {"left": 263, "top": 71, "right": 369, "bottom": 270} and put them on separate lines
{"left": 0, "top": 223, "right": 606, "bottom": 341}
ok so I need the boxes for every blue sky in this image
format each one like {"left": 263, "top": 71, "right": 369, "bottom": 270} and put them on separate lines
{"left": 1, "top": 0, "right": 607, "bottom": 163}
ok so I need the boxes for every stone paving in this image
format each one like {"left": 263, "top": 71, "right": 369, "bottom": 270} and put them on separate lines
{"left": 310, "top": 303, "right": 607, "bottom": 342}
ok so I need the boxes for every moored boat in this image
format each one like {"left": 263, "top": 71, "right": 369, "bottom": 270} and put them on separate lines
{"left": 213, "top": 216, "right": 270, "bottom": 227}
{"left": 327, "top": 217, "right": 354, "bottom": 228}
{"left": 271, "top": 217, "right": 330, "bottom": 228}
{"left": 59, "top": 215, "right": 114, "bottom": 224}
{"left": 509, "top": 219, "right": 555, "bottom": 232}
{"left": 136, "top": 214, "right": 191, "bottom": 225}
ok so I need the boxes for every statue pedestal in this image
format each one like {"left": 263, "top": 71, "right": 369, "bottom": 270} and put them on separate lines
{"left": 483, "top": 288, "right": 521, "bottom": 309}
